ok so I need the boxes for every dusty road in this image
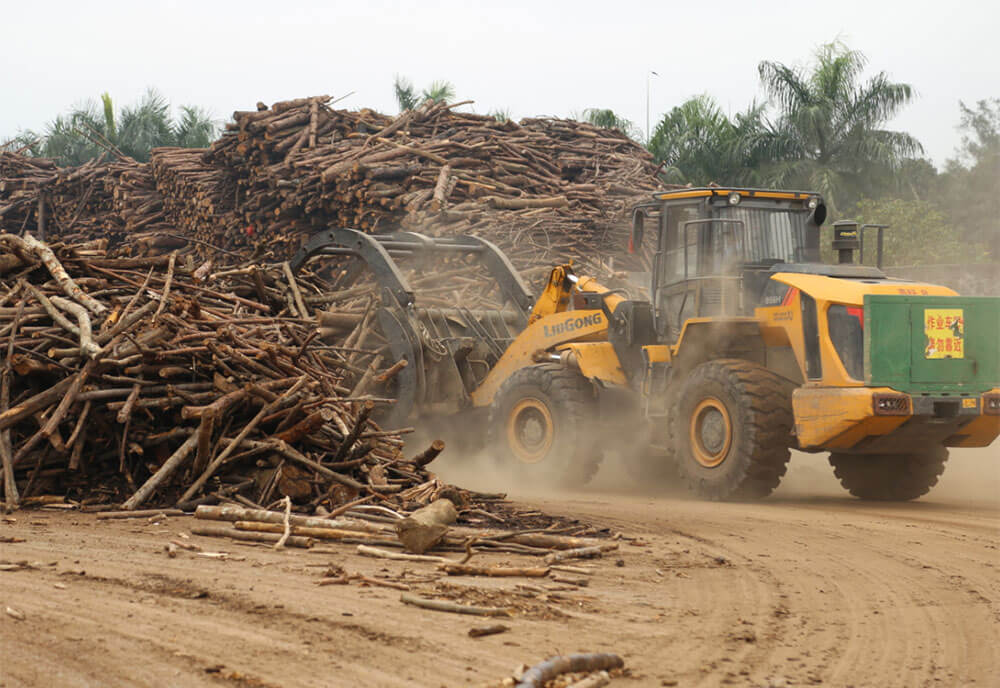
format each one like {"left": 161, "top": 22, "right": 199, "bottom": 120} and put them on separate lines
{"left": 1, "top": 448, "right": 998, "bottom": 688}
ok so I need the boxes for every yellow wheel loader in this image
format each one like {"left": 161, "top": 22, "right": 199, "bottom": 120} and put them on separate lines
{"left": 292, "top": 188, "right": 1000, "bottom": 500}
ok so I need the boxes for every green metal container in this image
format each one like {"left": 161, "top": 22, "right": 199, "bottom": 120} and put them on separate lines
{"left": 865, "top": 295, "right": 1000, "bottom": 394}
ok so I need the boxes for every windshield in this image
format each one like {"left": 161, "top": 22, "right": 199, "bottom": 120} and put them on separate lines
{"left": 657, "top": 203, "right": 816, "bottom": 287}
{"left": 717, "top": 206, "right": 813, "bottom": 264}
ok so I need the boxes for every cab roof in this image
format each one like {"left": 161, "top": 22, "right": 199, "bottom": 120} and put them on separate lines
{"left": 655, "top": 187, "right": 821, "bottom": 202}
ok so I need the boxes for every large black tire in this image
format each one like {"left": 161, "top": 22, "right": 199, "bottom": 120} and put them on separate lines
{"left": 487, "top": 364, "right": 603, "bottom": 487}
{"left": 829, "top": 447, "right": 949, "bottom": 501}
{"left": 672, "top": 359, "right": 793, "bottom": 500}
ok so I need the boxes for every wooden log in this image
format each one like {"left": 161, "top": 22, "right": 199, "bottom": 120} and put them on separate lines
{"left": 507, "top": 533, "right": 615, "bottom": 551}
{"left": 0, "top": 301, "right": 23, "bottom": 509}
{"left": 431, "top": 164, "right": 452, "bottom": 211}
{"left": 399, "top": 593, "right": 510, "bottom": 617}
{"left": 122, "top": 431, "right": 199, "bottom": 510}
{"left": 233, "top": 521, "right": 396, "bottom": 544}
{"left": 543, "top": 544, "right": 618, "bottom": 564}
{"left": 468, "top": 624, "right": 510, "bottom": 638}
{"left": 409, "top": 439, "right": 445, "bottom": 468}
{"left": 48, "top": 296, "right": 99, "bottom": 358}
{"left": 0, "top": 376, "right": 75, "bottom": 432}
{"left": 374, "top": 358, "right": 407, "bottom": 384}
{"left": 96, "top": 508, "right": 186, "bottom": 519}
{"left": 190, "top": 524, "right": 313, "bottom": 548}
{"left": 515, "top": 654, "right": 624, "bottom": 688}
{"left": 439, "top": 563, "right": 550, "bottom": 578}
{"left": 0, "top": 233, "right": 107, "bottom": 316}
{"left": 486, "top": 195, "right": 568, "bottom": 210}
{"left": 355, "top": 544, "right": 449, "bottom": 563}
{"left": 395, "top": 498, "right": 457, "bottom": 554}
{"left": 193, "top": 504, "right": 379, "bottom": 533}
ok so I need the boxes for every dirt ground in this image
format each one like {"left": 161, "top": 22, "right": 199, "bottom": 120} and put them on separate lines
{"left": 1, "top": 447, "right": 997, "bottom": 688}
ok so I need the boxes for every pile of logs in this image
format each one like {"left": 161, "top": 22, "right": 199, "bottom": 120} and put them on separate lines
{"left": 0, "top": 152, "right": 59, "bottom": 237}
{"left": 207, "top": 96, "right": 670, "bottom": 269}
{"left": 1, "top": 95, "right": 673, "bottom": 275}
{"left": 0, "top": 232, "right": 446, "bottom": 513}
{"left": 150, "top": 147, "right": 239, "bottom": 254}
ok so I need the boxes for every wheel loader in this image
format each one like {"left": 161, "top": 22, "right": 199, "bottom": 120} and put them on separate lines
{"left": 291, "top": 187, "right": 1000, "bottom": 500}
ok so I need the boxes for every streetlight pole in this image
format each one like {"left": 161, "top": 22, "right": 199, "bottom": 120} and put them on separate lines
{"left": 646, "top": 71, "right": 658, "bottom": 144}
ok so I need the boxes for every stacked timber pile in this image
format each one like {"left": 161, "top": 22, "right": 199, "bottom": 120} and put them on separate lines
{"left": 0, "top": 152, "right": 58, "bottom": 235}
{"left": 103, "top": 162, "right": 174, "bottom": 255}
{"left": 203, "top": 96, "right": 668, "bottom": 269}
{"left": 0, "top": 232, "right": 450, "bottom": 513}
{"left": 1, "top": 95, "right": 673, "bottom": 275}
{"left": 150, "top": 147, "right": 239, "bottom": 255}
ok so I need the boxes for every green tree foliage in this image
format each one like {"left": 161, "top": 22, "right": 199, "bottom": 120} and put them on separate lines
{"left": 581, "top": 108, "right": 640, "bottom": 139}
{"left": 393, "top": 76, "right": 455, "bottom": 112}
{"left": 23, "top": 89, "right": 216, "bottom": 166}
{"left": 174, "top": 106, "right": 216, "bottom": 149}
{"left": 852, "top": 197, "right": 991, "bottom": 266}
{"left": 393, "top": 75, "right": 418, "bottom": 112}
{"left": 421, "top": 80, "right": 455, "bottom": 104}
{"left": 756, "top": 42, "right": 922, "bottom": 213}
{"left": 939, "top": 99, "right": 1000, "bottom": 247}
{"left": 647, "top": 95, "right": 769, "bottom": 185}
{"left": 488, "top": 108, "right": 511, "bottom": 123}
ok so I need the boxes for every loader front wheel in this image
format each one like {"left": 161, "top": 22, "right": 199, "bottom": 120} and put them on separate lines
{"left": 829, "top": 448, "right": 948, "bottom": 501}
{"left": 673, "top": 359, "right": 793, "bottom": 500}
{"left": 488, "top": 364, "right": 603, "bottom": 487}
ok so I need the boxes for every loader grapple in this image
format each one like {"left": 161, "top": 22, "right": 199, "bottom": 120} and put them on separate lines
{"left": 291, "top": 229, "right": 535, "bottom": 426}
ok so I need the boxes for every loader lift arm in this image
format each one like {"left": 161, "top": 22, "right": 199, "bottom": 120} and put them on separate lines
{"left": 290, "top": 228, "right": 534, "bottom": 317}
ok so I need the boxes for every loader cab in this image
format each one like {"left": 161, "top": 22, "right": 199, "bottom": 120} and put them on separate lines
{"left": 631, "top": 188, "right": 826, "bottom": 340}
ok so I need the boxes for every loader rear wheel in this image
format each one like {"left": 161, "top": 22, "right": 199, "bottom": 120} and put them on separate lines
{"left": 673, "top": 359, "right": 793, "bottom": 500}
{"left": 487, "top": 364, "right": 603, "bottom": 487}
{"left": 828, "top": 447, "right": 948, "bottom": 501}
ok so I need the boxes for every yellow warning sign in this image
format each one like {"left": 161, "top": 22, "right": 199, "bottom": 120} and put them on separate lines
{"left": 924, "top": 308, "right": 964, "bottom": 359}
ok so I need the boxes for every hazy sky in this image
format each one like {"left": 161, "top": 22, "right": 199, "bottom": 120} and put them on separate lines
{"left": 3, "top": 0, "right": 997, "bottom": 166}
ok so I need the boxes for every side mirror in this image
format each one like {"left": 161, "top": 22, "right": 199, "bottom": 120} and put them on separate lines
{"left": 629, "top": 210, "right": 645, "bottom": 254}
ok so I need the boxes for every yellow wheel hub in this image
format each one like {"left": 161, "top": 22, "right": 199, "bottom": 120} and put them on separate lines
{"left": 689, "top": 397, "right": 732, "bottom": 468}
{"left": 506, "top": 397, "right": 555, "bottom": 464}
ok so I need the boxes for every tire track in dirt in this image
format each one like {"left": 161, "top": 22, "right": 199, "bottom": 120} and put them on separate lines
{"left": 524, "top": 492, "right": 999, "bottom": 687}
{"left": 1, "top": 486, "right": 996, "bottom": 687}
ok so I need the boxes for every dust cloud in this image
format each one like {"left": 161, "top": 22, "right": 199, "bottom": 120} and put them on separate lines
{"left": 431, "top": 438, "right": 1000, "bottom": 506}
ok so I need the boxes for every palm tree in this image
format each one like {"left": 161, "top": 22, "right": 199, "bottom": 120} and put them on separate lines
{"left": 394, "top": 77, "right": 456, "bottom": 112}
{"left": 756, "top": 41, "right": 922, "bottom": 213}
{"left": 174, "top": 106, "right": 216, "bottom": 148}
{"left": 393, "top": 75, "right": 418, "bottom": 112}
{"left": 647, "top": 95, "right": 768, "bottom": 186}
{"left": 581, "top": 108, "right": 639, "bottom": 139}
{"left": 421, "top": 80, "right": 455, "bottom": 104}
{"left": 28, "top": 89, "right": 216, "bottom": 166}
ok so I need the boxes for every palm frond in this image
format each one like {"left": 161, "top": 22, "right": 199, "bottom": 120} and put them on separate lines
{"left": 393, "top": 75, "right": 417, "bottom": 112}
{"left": 421, "top": 80, "right": 455, "bottom": 104}
{"left": 174, "top": 106, "right": 216, "bottom": 148}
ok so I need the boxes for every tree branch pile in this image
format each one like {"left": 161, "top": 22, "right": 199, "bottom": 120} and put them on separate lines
{"left": 0, "top": 232, "right": 470, "bottom": 514}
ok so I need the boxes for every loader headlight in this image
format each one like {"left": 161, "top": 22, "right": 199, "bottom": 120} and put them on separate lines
{"left": 984, "top": 392, "right": 1000, "bottom": 415}
{"left": 807, "top": 196, "right": 819, "bottom": 209}
{"left": 873, "top": 393, "right": 910, "bottom": 415}
{"left": 727, "top": 192, "right": 741, "bottom": 205}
